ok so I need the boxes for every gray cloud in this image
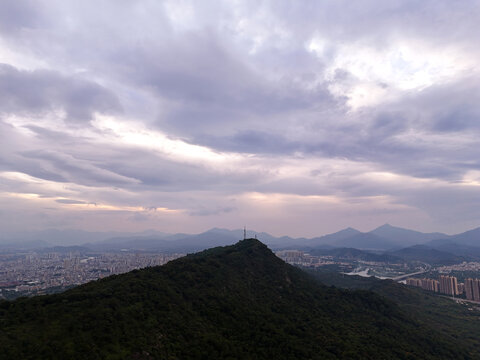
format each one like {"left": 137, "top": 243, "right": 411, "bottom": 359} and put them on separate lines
{"left": 1, "top": 1, "right": 480, "bottom": 235}
{"left": 0, "top": 64, "right": 121, "bottom": 122}
{"left": 188, "top": 206, "right": 236, "bottom": 217}
{"left": 17, "top": 149, "right": 138, "bottom": 187}
{"left": 106, "top": 30, "right": 337, "bottom": 140}
{"left": 55, "top": 199, "right": 87, "bottom": 205}
{"left": 0, "top": 1, "right": 43, "bottom": 34}
{"left": 196, "top": 130, "right": 302, "bottom": 155}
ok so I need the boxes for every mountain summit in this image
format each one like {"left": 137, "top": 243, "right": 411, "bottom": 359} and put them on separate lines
{"left": 369, "top": 224, "right": 448, "bottom": 245}
{"left": 0, "top": 239, "right": 466, "bottom": 359}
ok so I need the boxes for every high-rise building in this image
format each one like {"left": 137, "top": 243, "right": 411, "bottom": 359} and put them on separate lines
{"left": 407, "top": 278, "right": 422, "bottom": 287}
{"left": 420, "top": 278, "right": 439, "bottom": 292}
{"left": 439, "top": 275, "right": 459, "bottom": 296}
{"left": 465, "top": 278, "right": 474, "bottom": 300}
{"left": 452, "top": 276, "right": 459, "bottom": 296}
{"left": 473, "top": 279, "right": 480, "bottom": 301}
{"left": 406, "top": 278, "right": 440, "bottom": 292}
{"left": 464, "top": 278, "right": 480, "bottom": 302}
{"left": 439, "top": 275, "right": 446, "bottom": 294}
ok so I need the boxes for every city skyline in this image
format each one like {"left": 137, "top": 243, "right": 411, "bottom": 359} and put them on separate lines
{"left": 1, "top": 1, "right": 480, "bottom": 238}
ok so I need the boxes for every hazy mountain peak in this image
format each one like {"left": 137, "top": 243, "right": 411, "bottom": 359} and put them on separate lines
{"left": 381, "top": 223, "right": 393, "bottom": 227}
{"left": 205, "top": 227, "right": 231, "bottom": 233}
{"left": 373, "top": 223, "right": 397, "bottom": 231}
{"left": 344, "top": 226, "right": 361, "bottom": 232}
{"left": 336, "top": 227, "right": 362, "bottom": 235}
{"left": 443, "top": 226, "right": 480, "bottom": 247}
{"left": 458, "top": 226, "right": 480, "bottom": 235}
{"left": 369, "top": 224, "right": 448, "bottom": 246}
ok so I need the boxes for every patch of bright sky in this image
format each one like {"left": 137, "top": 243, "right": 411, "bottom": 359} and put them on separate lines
{"left": 1, "top": 171, "right": 54, "bottom": 185}
{"left": 0, "top": 171, "right": 178, "bottom": 213}
{"left": 4, "top": 112, "right": 244, "bottom": 169}
{"left": 163, "top": 0, "right": 196, "bottom": 32}
{"left": 0, "top": 171, "right": 95, "bottom": 200}
{"left": 307, "top": 36, "right": 477, "bottom": 109}
{"left": 461, "top": 170, "right": 480, "bottom": 187}
{"left": 55, "top": 201, "right": 177, "bottom": 213}
{"left": 361, "top": 171, "right": 434, "bottom": 187}
{"left": 245, "top": 191, "right": 341, "bottom": 204}
{"left": 0, "top": 39, "right": 48, "bottom": 70}
{"left": 230, "top": 3, "right": 292, "bottom": 56}
{"left": 92, "top": 115, "right": 243, "bottom": 167}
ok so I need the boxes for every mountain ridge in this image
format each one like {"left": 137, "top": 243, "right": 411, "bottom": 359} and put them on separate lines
{"left": 3, "top": 224, "right": 480, "bottom": 253}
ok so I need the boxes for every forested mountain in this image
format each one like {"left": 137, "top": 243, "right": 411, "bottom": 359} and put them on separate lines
{"left": 0, "top": 239, "right": 470, "bottom": 359}
{"left": 309, "top": 247, "right": 402, "bottom": 262}
{"left": 307, "top": 268, "right": 480, "bottom": 358}
{"left": 390, "top": 244, "right": 465, "bottom": 265}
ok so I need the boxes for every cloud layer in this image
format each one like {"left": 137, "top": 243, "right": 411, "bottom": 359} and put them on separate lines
{"left": 1, "top": 0, "right": 479, "bottom": 237}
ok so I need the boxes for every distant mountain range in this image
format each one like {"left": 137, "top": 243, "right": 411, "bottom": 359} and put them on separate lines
{"left": 2, "top": 224, "right": 480, "bottom": 257}
{"left": 389, "top": 245, "right": 466, "bottom": 265}
{"left": 0, "top": 229, "right": 170, "bottom": 248}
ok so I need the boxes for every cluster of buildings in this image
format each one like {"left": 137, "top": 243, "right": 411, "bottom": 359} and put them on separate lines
{"left": 437, "top": 262, "right": 480, "bottom": 273}
{"left": 406, "top": 275, "right": 466, "bottom": 297}
{"left": 0, "top": 251, "right": 184, "bottom": 298}
{"left": 275, "top": 250, "right": 335, "bottom": 267}
{"left": 276, "top": 249, "right": 419, "bottom": 277}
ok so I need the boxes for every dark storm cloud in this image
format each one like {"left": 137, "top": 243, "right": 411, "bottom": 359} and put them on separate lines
{"left": 0, "top": 64, "right": 121, "bottom": 122}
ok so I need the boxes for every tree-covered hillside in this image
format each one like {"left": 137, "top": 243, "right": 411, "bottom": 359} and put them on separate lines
{"left": 0, "top": 239, "right": 471, "bottom": 359}
{"left": 308, "top": 268, "right": 480, "bottom": 358}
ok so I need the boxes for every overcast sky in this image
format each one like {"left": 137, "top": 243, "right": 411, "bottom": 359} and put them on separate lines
{"left": 1, "top": 0, "right": 480, "bottom": 237}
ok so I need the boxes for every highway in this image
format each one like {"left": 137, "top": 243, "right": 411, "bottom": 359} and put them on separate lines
{"left": 391, "top": 264, "right": 431, "bottom": 281}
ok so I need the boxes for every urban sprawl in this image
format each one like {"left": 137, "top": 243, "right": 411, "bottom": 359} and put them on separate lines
{"left": 0, "top": 251, "right": 184, "bottom": 299}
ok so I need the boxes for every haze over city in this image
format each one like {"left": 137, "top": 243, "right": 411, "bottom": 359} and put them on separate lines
{"left": 1, "top": 1, "right": 480, "bottom": 238}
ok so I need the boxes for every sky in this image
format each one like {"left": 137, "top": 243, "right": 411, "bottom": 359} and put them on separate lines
{"left": 1, "top": 0, "right": 480, "bottom": 237}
